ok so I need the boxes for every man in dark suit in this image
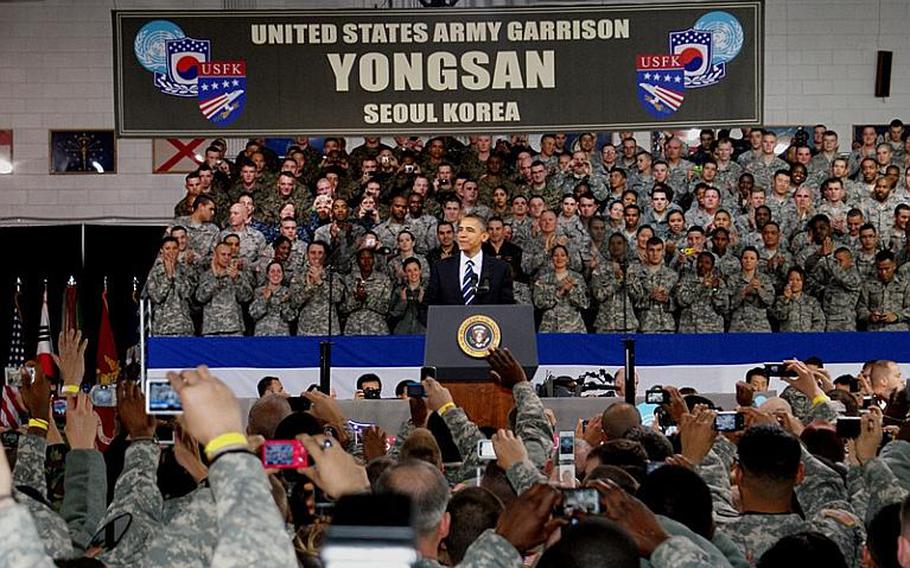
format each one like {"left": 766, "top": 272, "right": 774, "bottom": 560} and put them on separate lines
{"left": 425, "top": 214, "right": 514, "bottom": 307}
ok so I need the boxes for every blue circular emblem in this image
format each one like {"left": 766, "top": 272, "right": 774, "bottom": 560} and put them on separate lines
{"left": 694, "top": 11, "right": 743, "bottom": 65}
{"left": 134, "top": 20, "right": 185, "bottom": 74}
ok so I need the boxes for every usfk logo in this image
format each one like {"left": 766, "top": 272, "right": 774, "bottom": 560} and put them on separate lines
{"left": 634, "top": 10, "right": 744, "bottom": 118}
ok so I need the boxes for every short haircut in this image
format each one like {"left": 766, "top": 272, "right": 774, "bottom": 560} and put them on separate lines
{"left": 192, "top": 194, "right": 214, "bottom": 210}
{"left": 375, "top": 459, "right": 450, "bottom": 537}
{"left": 867, "top": 502, "right": 901, "bottom": 568}
{"left": 622, "top": 427, "right": 673, "bottom": 462}
{"left": 757, "top": 531, "right": 847, "bottom": 568}
{"left": 461, "top": 213, "right": 488, "bottom": 231}
{"left": 737, "top": 425, "right": 802, "bottom": 484}
{"left": 246, "top": 394, "right": 292, "bottom": 439}
{"left": 257, "top": 376, "right": 280, "bottom": 397}
{"left": 400, "top": 428, "right": 443, "bottom": 470}
{"left": 638, "top": 464, "right": 714, "bottom": 539}
{"left": 356, "top": 373, "right": 382, "bottom": 390}
{"left": 444, "top": 487, "right": 503, "bottom": 565}
{"left": 601, "top": 403, "right": 641, "bottom": 439}
{"left": 746, "top": 367, "right": 768, "bottom": 383}
{"left": 536, "top": 517, "right": 639, "bottom": 568}
{"left": 587, "top": 439, "right": 648, "bottom": 471}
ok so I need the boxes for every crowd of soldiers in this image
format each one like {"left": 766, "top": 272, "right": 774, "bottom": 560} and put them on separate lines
{"left": 150, "top": 121, "right": 910, "bottom": 336}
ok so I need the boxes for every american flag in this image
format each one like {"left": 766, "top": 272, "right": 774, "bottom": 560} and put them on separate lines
{"left": 2, "top": 289, "right": 27, "bottom": 429}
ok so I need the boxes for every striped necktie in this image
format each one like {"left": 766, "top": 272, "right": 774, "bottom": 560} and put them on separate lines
{"left": 462, "top": 259, "right": 476, "bottom": 304}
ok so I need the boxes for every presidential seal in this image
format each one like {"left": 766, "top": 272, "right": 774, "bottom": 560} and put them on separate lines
{"left": 457, "top": 315, "right": 501, "bottom": 358}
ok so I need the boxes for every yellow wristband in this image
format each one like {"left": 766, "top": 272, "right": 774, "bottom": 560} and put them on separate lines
{"left": 28, "top": 418, "right": 49, "bottom": 431}
{"left": 60, "top": 385, "right": 80, "bottom": 395}
{"left": 204, "top": 432, "right": 248, "bottom": 457}
{"left": 437, "top": 402, "right": 457, "bottom": 416}
{"left": 811, "top": 393, "right": 829, "bottom": 407}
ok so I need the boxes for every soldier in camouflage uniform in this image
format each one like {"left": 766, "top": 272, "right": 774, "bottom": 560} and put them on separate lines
{"left": 590, "top": 249, "right": 638, "bottom": 333}
{"left": 771, "top": 267, "right": 826, "bottom": 332}
{"left": 533, "top": 245, "right": 589, "bottom": 333}
{"left": 628, "top": 237, "right": 678, "bottom": 333}
{"left": 728, "top": 247, "right": 775, "bottom": 332}
{"left": 675, "top": 252, "right": 729, "bottom": 333}
{"left": 195, "top": 243, "right": 254, "bottom": 336}
{"left": 744, "top": 131, "right": 789, "bottom": 192}
{"left": 857, "top": 250, "right": 910, "bottom": 331}
{"left": 809, "top": 247, "right": 862, "bottom": 331}
{"left": 289, "top": 241, "right": 343, "bottom": 336}
{"left": 695, "top": 425, "right": 865, "bottom": 565}
{"left": 217, "top": 204, "right": 268, "bottom": 269}
{"left": 145, "top": 237, "right": 195, "bottom": 336}
{"left": 172, "top": 194, "right": 219, "bottom": 263}
{"left": 256, "top": 172, "right": 312, "bottom": 226}
{"left": 342, "top": 248, "right": 392, "bottom": 335}
{"left": 248, "top": 261, "right": 295, "bottom": 336}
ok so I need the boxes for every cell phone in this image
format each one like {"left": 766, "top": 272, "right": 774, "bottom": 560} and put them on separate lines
{"left": 862, "top": 395, "right": 875, "bottom": 409}
{"left": 145, "top": 379, "right": 183, "bottom": 415}
{"left": 348, "top": 420, "right": 375, "bottom": 446}
{"left": 1, "top": 430, "right": 20, "bottom": 449}
{"left": 90, "top": 384, "right": 117, "bottom": 407}
{"left": 287, "top": 396, "right": 312, "bottom": 413}
{"left": 645, "top": 388, "right": 670, "bottom": 405}
{"left": 836, "top": 416, "right": 862, "bottom": 439}
{"left": 764, "top": 363, "right": 798, "bottom": 378}
{"left": 52, "top": 397, "right": 67, "bottom": 417}
{"left": 714, "top": 411, "right": 745, "bottom": 432}
{"left": 406, "top": 383, "right": 426, "bottom": 398}
{"left": 555, "top": 488, "right": 601, "bottom": 517}
{"left": 420, "top": 366, "right": 437, "bottom": 381}
{"left": 363, "top": 387, "right": 381, "bottom": 400}
{"left": 4, "top": 367, "right": 23, "bottom": 388}
{"left": 261, "top": 439, "right": 309, "bottom": 469}
{"left": 155, "top": 423, "right": 175, "bottom": 446}
{"left": 581, "top": 419, "right": 589, "bottom": 432}
{"left": 475, "top": 439, "right": 497, "bottom": 461}
{"left": 558, "top": 431, "right": 575, "bottom": 463}
{"left": 404, "top": 164, "right": 414, "bottom": 173}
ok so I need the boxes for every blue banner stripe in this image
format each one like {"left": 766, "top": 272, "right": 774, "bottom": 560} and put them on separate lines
{"left": 148, "top": 332, "right": 910, "bottom": 369}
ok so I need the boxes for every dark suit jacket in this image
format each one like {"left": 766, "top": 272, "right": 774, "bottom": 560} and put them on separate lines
{"left": 425, "top": 253, "right": 515, "bottom": 307}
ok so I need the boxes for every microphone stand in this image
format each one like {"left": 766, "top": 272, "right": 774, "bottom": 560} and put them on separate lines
{"left": 320, "top": 263, "right": 334, "bottom": 395}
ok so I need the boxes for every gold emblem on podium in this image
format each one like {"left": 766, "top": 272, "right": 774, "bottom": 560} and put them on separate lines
{"left": 457, "top": 314, "right": 501, "bottom": 358}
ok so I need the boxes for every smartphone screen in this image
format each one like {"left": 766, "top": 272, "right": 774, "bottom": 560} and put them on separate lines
{"left": 477, "top": 439, "right": 496, "bottom": 460}
{"left": 146, "top": 379, "right": 183, "bottom": 415}
{"left": 558, "top": 431, "right": 575, "bottom": 462}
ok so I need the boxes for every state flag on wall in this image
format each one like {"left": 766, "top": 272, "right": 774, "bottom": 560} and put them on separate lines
{"left": 153, "top": 137, "right": 213, "bottom": 173}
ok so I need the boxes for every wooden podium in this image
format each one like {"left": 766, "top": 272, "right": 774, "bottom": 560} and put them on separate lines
{"left": 424, "top": 305, "right": 538, "bottom": 429}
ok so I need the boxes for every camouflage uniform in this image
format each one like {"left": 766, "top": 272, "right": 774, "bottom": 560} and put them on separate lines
{"left": 857, "top": 276, "right": 910, "bottom": 331}
{"left": 257, "top": 186, "right": 312, "bottom": 225}
{"left": 12, "top": 434, "right": 75, "bottom": 559}
{"left": 386, "top": 253, "right": 430, "bottom": 286}
{"left": 173, "top": 216, "right": 219, "bottom": 259}
{"left": 715, "top": 161, "right": 744, "bottom": 205}
{"left": 745, "top": 156, "right": 789, "bottom": 192}
{"left": 627, "top": 264, "right": 679, "bottom": 333}
{"left": 98, "top": 441, "right": 163, "bottom": 567}
{"left": 512, "top": 382, "right": 555, "bottom": 469}
{"left": 533, "top": 270, "right": 589, "bottom": 333}
{"left": 508, "top": 216, "right": 534, "bottom": 250}
{"left": 590, "top": 262, "right": 638, "bottom": 332}
{"left": 675, "top": 273, "right": 729, "bottom": 333}
{"left": 205, "top": 452, "right": 298, "bottom": 566}
{"left": 864, "top": 194, "right": 905, "bottom": 236}
{"left": 248, "top": 284, "right": 295, "bottom": 336}
{"left": 550, "top": 171, "right": 608, "bottom": 202}
{"left": 771, "top": 293, "right": 826, "bottom": 332}
{"left": 701, "top": 440, "right": 865, "bottom": 565}
{"left": 809, "top": 255, "right": 862, "bottom": 331}
{"left": 0, "top": 503, "right": 57, "bottom": 567}
{"left": 145, "top": 260, "right": 195, "bottom": 336}
{"left": 195, "top": 269, "right": 254, "bottom": 335}
{"left": 217, "top": 225, "right": 268, "bottom": 267}
{"left": 407, "top": 213, "right": 439, "bottom": 254}
{"left": 728, "top": 272, "right": 775, "bottom": 332}
{"left": 438, "top": 406, "right": 486, "bottom": 485}
{"left": 140, "top": 487, "right": 218, "bottom": 568}
{"left": 341, "top": 271, "right": 392, "bottom": 335}
{"left": 289, "top": 266, "right": 343, "bottom": 336}
{"left": 415, "top": 528, "right": 524, "bottom": 568}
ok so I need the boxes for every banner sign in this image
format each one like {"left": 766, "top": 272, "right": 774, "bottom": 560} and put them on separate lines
{"left": 113, "top": 3, "right": 763, "bottom": 137}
